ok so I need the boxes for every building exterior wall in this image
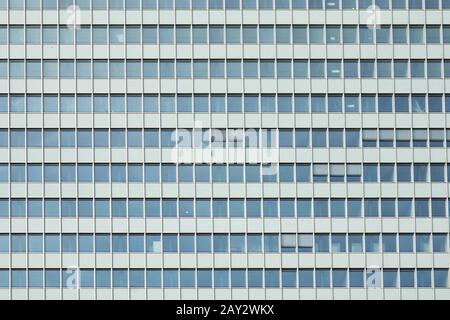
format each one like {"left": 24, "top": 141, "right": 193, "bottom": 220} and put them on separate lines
{"left": 0, "top": 0, "right": 449, "bottom": 300}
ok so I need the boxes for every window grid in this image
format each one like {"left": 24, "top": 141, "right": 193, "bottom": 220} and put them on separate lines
{"left": 0, "top": 0, "right": 449, "bottom": 300}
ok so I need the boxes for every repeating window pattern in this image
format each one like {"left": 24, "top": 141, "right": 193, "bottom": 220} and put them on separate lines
{"left": 3, "top": 162, "right": 450, "bottom": 183}
{"left": 2, "top": 0, "right": 450, "bottom": 10}
{"left": 2, "top": 24, "right": 450, "bottom": 44}
{"left": 1, "top": 233, "right": 449, "bottom": 253}
{"left": 1, "top": 94, "right": 450, "bottom": 113}
{"left": 0, "top": 268, "right": 448, "bottom": 289}
{"left": 1, "top": 0, "right": 450, "bottom": 299}
{"left": 3, "top": 128, "right": 450, "bottom": 148}
{"left": 0, "top": 198, "right": 449, "bottom": 218}
{"left": 2, "top": 59, "right": 450, "bottom": 80}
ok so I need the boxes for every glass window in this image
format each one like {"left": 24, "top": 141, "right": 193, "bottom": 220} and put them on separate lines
{"left": 309, "top": 25, "right": 324, "bottom": 43}
{"left": 11, "top": 234, "right": 26, "bottom": 252}
{"left": 382, "top": 234, "right": 397, "bottom": 252}
{"left": 314, "top": 199, "right": 328, "bottom": 217}
{"left": 417, "top": 269, "right": 431, "bottom": 288}
{"left": 377, "top": 60, "right": 391, "bottom": 78}
{"left": 415, "top": 199, "right": 429, "bottom": 217}
{"left": 315, "top": 234, "right": 329, "bottom": 252}
{"left": 28, "top": 269, "right": 43, "bottom": 288}
{"left": 11, "top": 165, "right": 25, "bottom": 182}
{"left": 346, "top": 129, "right": 360, "bottom": 147}
{"left": 383, "top": 269, "right": 398, "bottom": 288}
{"left": 434, "top": 269, "right": 449, "bottom": 288}
{"left": 11, "top": 270, "right": 26, "bottom": 288}
{"left": 179, "top": 269, "right": 195, "bottom": 288}
{"left": 360, "top": 60, "right": 375, "bottom": 78}
{"left": 363, "top": 164, "right": 378, "bottom": 182}
{"left": 143, "top": 269, "right": 160, "bottom": 288}
{"left": 59, "top": 95, "right": 74, "bottom": 113}
{"left": 432, "top": 199, "right": 446, "bottom": 217}
{"left": 74, "top": 95, "right": 91, "bottom": 113}
{"left": 359, "top": 26, "right": 373, "bottom": 43}
{"left": 331, "top": 234, "right": 346, "bottom": 252}
{"left": 343, "top": 60, "right": 358, "bottom": 78}
{"left": 265, "top": 269, "right": 280, "bottom": 288}
{"left": 327, "top": 60, "right": 341, "bottom": 78}
{"left": 328, "top": 95, "right": 342, "bottom": 113}
{"left": 310, "top": 60, "right": 324, "bottom": 78}
{"left": 297, "top": 199, "right": 311, "bottom": 217}
{"left": 127, "top": 60, "right": 141, "bottom": 78}
{"left": 259, "top": 25, "right": 273, "bottom": 43}
{"left": 326, "top": 25, "right": 340, "bottom": 43}
{"left": 295, "top": 129, "right": 310, "bottom": 148}
{"left": 26, "top": 60, "right": 41, "bottom": 78}
{"left": 45, "top": 234, "right": 60, "bottom": 252}
{"left": 410, "top": 25, "right": 423, "bottom": 43}
{"left": 428, "top": 60, "right": 442, "bottom": 79}
{"left": 429, "top": 95, "right": 443, "bottom": 112}
{"left": 316, "top": 269, "right": 330, "bottom": 288}
{"left": 411, "top": 60, "right": 425, "bottom": 77}
{"left": 10, "top": 61, "right": 24, "bottom": 79}
{"left": 292, "top": 26, "right": 307, "bottom": 43}
{"left": 248, "top": 234, "right": 262, "bottom": 252}
{"left": 110, "top": 60, "right": 125, "bottom": 78}
{"left": 349, "top": 269, "right": 364, "bottom": 288}
{"left": 75, "top": 26, "right": 90, "bottom": 44}
{"left": 0, "top": 95, "right": 6, "bottom": 112}
{"left": 444, "top": 26, "right": 450, "bottom": 44}
{"left": 332, "top": 269, "right": 347, "bottom": 288}
{"left": 209, "top": 26, "right": 224, "bottom": 43}
{"left": 342, "top": 25, "right": 357, "bottom": 43}
{"left": 330, "top": 199, "right": 345, "bottom": 217}
{"left": 398, "top": 234, "right": 413, "bottom": 253}
{"left": 276, "top": 26, "right": 290, "bottom": 44}
{"left": 425, "top": 0, "right": 439, "bottom": 8}
{"left": 365, "top": 234, "right": 380, "bottom": 252}
{"left": 192, "top": 26, "right": 207, "bottom": 44}
{"left": 430, "top": 164, "right": 445, "bottom": 182}
{"left": 0, "top": 27, "right": 6, "bottom": 45}
{"left": 43, "top": 95, "right": 58, "bottom": 112}
{"left": 226, "top": 26, "right": 240, "bottom": 43}
{"left": 416, "top": 234, "right": 431, "bottom": 252}
{"left": 433, "top": 234, "right": 448, "bottom": 252}
{"left": 213, "top": 234, "right": 228, "bottom": 253}
{"left": 426, "top": 26, "right": 440, "bottom": 43}
{"left": 93, "top": 60, "right": 108, "bottom": 78}
{"left": 95, "top": 269, "right": 111, "bottom": 288}
{"left": 362, "top": 95, "right": 376, "bottom": 112}
{"left": 10, "top": 26, "right": 24, "bottom": 44}
{"left": 173, "top": 233, "right": 192, "bottom": 253}
{"left": 77, "top": 234, "right": 93, "bottom": 253}
{"left": 393, "top": 26, "right": 407, "bottom": 43}
{"left": 248, "top": 269, "right": 262, "bottom": 288}
{"left": 299, "top": 269, "right": 313, "bottom": 288}
{"left": 196, "top": 234, "right": 211, "bottom": 252}
{"left": 376, "top": 26, "right": 390, "bottom": 43}
{"left": 91, "top": 26, "right": 107, "bottom": 43}
{"left": 44, "top": 164, "right": 59, "bottom": 182}
{"left": 312, "top": 129, "right": 326, "bottom": 147}
{"left": 230, "top": 234, "right": 245, "bottom": 253}
{"left": 397, "top": 164, "right": 411, "bottom": 182}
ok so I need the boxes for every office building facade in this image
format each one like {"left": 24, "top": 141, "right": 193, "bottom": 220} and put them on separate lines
{"left": 0, "top": 0, "right": 450, "bottom": 300}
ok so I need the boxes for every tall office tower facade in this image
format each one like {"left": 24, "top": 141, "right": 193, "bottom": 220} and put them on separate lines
{"left": 0, "top": 0, "right": 449, "bottom": 300}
